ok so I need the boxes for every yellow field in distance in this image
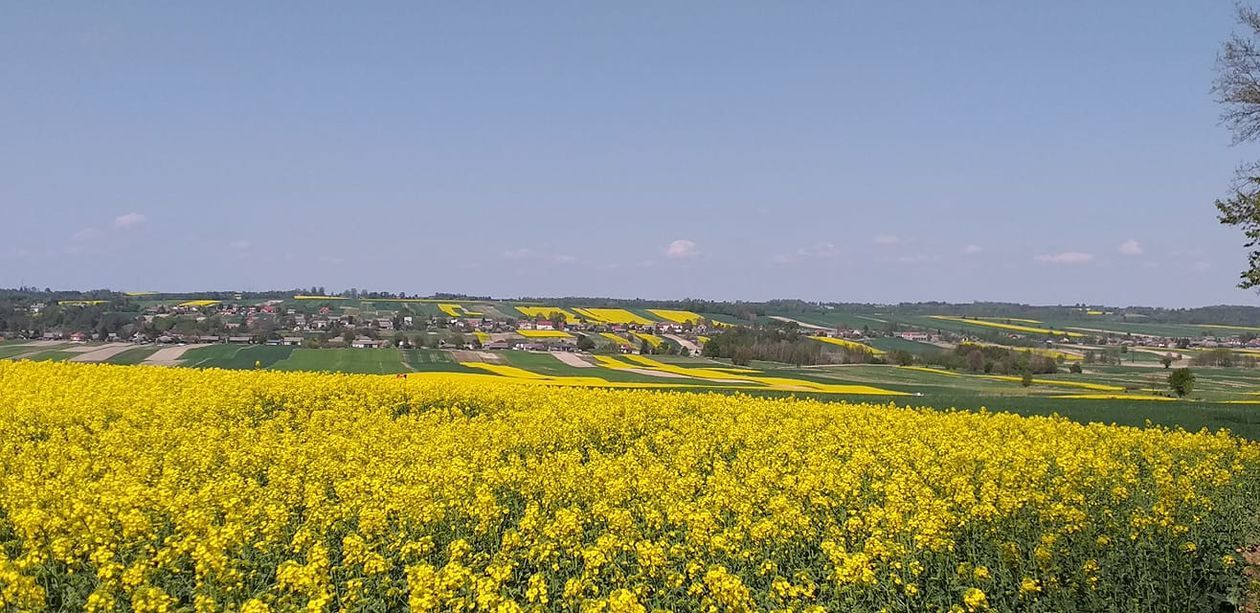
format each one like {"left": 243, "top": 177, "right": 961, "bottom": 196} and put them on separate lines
{"left": 600, "top": 332, "right": 634, "bottom": 346}
{"left": 573, "top": 308, "right": 655, "bottom": 325}
{"left": 647, "top": 309, "right": 705, "bottom": 323}
{"left": 177, "top": 300, "right": 220, "bottom": 307}
{"left": 810, "top": 336, "right": 885, "bottom": 355}
{"left": 930, "top": 316, "right": 1084, "bottom": 337}
{"left": 517, "top": 330, "right": 573, "bottom": 339}
{"left": 514, "top": 306, "right": 579, "bottom": 321}
{"left": 631, "top": 332, "right": 664, "bottom": 347}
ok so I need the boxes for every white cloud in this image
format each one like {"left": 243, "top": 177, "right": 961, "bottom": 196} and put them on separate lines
{"left": 112, "top": 212, "right": 147, "bottom": 229}
{"left": 228, "top": 240, "right": 251, "bottom": 250}
{"left": 962, "top": 244, "right": 983, "bottom": 254}
{"left": 1035, "top": 251, "right": 1095, "bottom": 264}
{"left": 552, "top": 254, "right": 577, "bottom": 264}
{"left": 72, "top": 228, "right": 102, "bottom": 241}
{"left": 0, "top": 247, "right": 31, "bottom": 260}
{"left": 318, "top": 255, "right": 345, "bottom": 264}
{"left": 873, "top": 234, "right": 901, "bottom": 246}
{"left": 664, "top": 239, "right": 699, "bottom": 259}
{"left": 503, "top": 248, "right": 536, "bottom": 260}
{"left": 1117, "top": 240, "right": 1143, "bottom": 256}
{"left": 773, "top": 242, "right": 841, "bottom": 264}
{"left": 895, "top": 254, "right": 940, "bottom": 264}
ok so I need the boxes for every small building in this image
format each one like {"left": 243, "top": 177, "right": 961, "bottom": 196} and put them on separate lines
{"left": 228, "top": 336, "right": 253, "bottom": 344}
{"left": 351, "top": 337, "right": 385, "bottom": 349}
{"left": 281, "top": 336, "right": 304, "bottom": 346}
{"left": 69, "top": 332, "right": 89, "bottom": 343}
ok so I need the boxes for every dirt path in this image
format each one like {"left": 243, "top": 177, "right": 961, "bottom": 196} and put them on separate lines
{"left": 768, "top": 316, "right": 830, "bottom": 330}
{"left": 450, "top": 350, "right": 503, "bottom": 363}
{"left": 142, "top": 344, "right": 209, "bottom": 366}
{"left": 69, "top": 343, "right": 134, "bottom": 362}
{"left": 663, "top": 334, "right": 700, "bottom": 354}
{"left": 552, "top": 352, "right": 595, "bottom": 367}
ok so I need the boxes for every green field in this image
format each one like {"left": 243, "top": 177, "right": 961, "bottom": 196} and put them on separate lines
{"left": 104, "top": 346, "right": 160, "bottom": 365}
{"left": 24, "top": 350, "right": 79, "bottom": 362}
{"left": 401, "top": 349, "right": 475, "bottom": 372}
{"left": 496, "top": 351, "right": 726, "bottom": 385}
{"left": 180, "top": 344, "right": 296, "bottom": 369}
{"left": 271, "top": 348, "right": 411, "bottom": 374}
{"left": 864, "top": 336, "right": 942, "bottom": 355}
{"left": 0, "top": 345, "right": 39, "bottom": 359}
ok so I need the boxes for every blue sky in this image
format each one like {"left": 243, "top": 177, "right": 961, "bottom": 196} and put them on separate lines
{"left": 2, "top": 2, "right": 1257, "bottom": 307}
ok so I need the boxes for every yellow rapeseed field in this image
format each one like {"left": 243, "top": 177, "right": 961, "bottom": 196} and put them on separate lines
{"left": 631, "top": 332, "right": 665, "bottom": 348}
{"left": 0, "top": 361, "right": 1257, "bottom": 612}
{"left": 514, "top": 306, "right": 579, "bottom": 321}
{"left": 516, "top": 330, "right": 573, "bottom": 339}
{"left": 177, "top": 299, "right": 220, "bottom": 308}
{"left": 573, "top": 309, "right": 655, "bottom": 325}
{"left": 929, "top": 316, "right": 1084, "bottom": 338}
{"left": 599, "top": 332, "right": 635, "bottom": 347}
{"left": 809, "top": 336, "right": 885, "bottom": 356}
{"left": 647, "top": 310, "right": 706, "bottom": 324}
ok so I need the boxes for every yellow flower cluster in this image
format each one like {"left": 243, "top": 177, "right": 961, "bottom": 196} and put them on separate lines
{"left": 0, "top": 361, "right": 1257, "bottom": 611}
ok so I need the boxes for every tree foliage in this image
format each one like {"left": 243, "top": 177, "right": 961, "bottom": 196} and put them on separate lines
{"left": 1168, "top": 368, "right": 1196, "bottom": 397}
{"left": 1214, "top": 5, "right": 1260, "bottom": 289}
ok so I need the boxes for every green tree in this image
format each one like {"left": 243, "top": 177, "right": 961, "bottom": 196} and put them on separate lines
{"left": 576, "top": 334, "right": 596, "bottom": 352}
{"left": 888, "top": 350, "right": 914, "bottom": 366}
{"left": 1068, "top": 362, "right": 1083, "bottom": 374}
{"left": 1168, "top": 368, "right": 1196, "bottom": 397}
{"left": 1213, "top": 5, "right": 1260, "bottom": 288}
{"left": 1020, "top": 370, "right": 1033, "bottom": 387}
{"left": 1160, "top": 353, "right": 1175, "bottom": 369}
{"left": 965, "top": 349, "right": 985, "bottom": 373}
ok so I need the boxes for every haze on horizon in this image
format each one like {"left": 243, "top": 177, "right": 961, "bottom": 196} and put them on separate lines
{"left": 3, "top": 3, "right": 1259, "bottom": 308}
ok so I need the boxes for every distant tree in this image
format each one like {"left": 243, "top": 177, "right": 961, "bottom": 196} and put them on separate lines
{"left": 888, "top": 350, "right": 914, "bottom": 366}
{"left": 1069, "top": 362, "right": 1083, "bottom": 374}
{"left": 639, "top": 339, "right": 652, "bottom": 355}
{"left": 576, "top": 334, "right": 596, "bottom": 352}
{"left": 1168, "top": 368, "right": 1196, "bottom": 397}
{"left": 1214, "top": 5, "right": 1260, "bottom": 288}
{"left": 1161, "top": 353, "right": 1175, "bottom": 369}
{"left": 965, "top": 349, "right": 985, "bottom": 373}
{"left": 1020, "top": 370, "right": 1033, "bottom": 387}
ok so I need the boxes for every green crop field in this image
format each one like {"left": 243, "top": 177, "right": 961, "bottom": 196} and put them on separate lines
{"left": 497, "top": 351, "right": 721, "bottom": 385}
{"left": 104, "top": 346, "right": 160, "bottom": 365}
{"left": 865, "top": 336, "right": 942, "bottom": 355}
{"left": 179, "top": 345, "right": 296, "bottom": 370}
{"left": 0, "top": 345, "right": 38, "bottom": 359}
{"left": 25, "top": 350, "right": 78, "bottom": 362}
{"left": 400, "top": 349, "right": 474, "bottom": 372}
{"left": 271, "top": 348, "right": 411, "bottom": 374}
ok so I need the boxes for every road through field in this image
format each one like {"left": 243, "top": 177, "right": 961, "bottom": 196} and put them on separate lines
{"left": 663, "top": 334, "right": 700, "bottom": 354}
{"left": 69, "top": 343, "right": 135, "bottom": 362}
{"left": 552, "top": 352, "right": 596, "bottom": 367}
{"left": 769, "top": 316, "right": 830, "bottom": 330}
{"left": 143, "top": 344, "right": 210, "bottom": 366}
